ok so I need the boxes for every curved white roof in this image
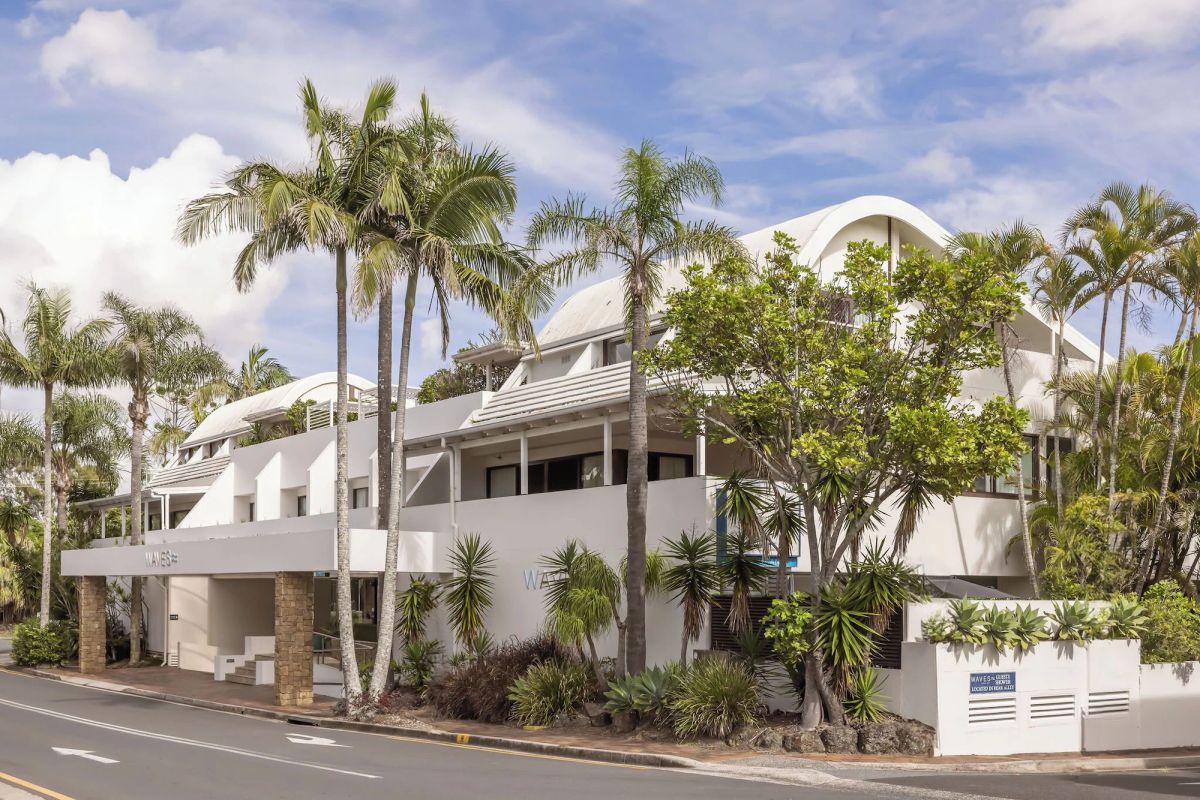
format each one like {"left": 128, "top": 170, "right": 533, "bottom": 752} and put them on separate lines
{"left": 185, "top": 372, "right": 374, "bottom": 446}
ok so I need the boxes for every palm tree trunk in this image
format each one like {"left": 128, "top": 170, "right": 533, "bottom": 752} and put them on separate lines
{"left": 1000, "top": 324, "right": 1040, "bottom": 598}
{"left": 334, "top": 246, "right": 362, "bottom": 708}
{"left": 1139, "top": 306, "right": 1197, "bottom": 592}
{"left": 369, "top": 272, "right": 418, "bottom": 701}
{"left": 1107, "top": 276, "right": 1134, "bottom": 513}
{"left": 1090, "top": 291, "right": 1112, "bottom": 491}
{"left": 584, "top": 632, "right": 606, "bottom": 691}
{"left": 39, "top": 383, "right": 53, "bottom": 625}
{"left": 625, "top": 273, "right": 650, "bottom": 676}
{"left": 375, "top": 283, "right": 393, "bottom": 529}
{"left": 129, "top": 396, "right": 146, "bottom": 664}
{"left": 1053, "top": 319, "right": 1065, "bottom": 528}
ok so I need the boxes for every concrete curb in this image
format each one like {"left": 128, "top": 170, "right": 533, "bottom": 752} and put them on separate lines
{"left": 0, "top": 665, "right": 695, "bottom": 770}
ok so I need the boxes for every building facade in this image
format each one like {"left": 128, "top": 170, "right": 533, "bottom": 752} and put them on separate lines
{"left": 62, "top": 195, "right": 1102, "bottom": 703}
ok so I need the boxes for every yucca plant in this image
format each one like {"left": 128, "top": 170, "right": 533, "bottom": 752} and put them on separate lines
{"left": 1048, "top": 600, "right": 1097, "bottom": 642}
{"left": 395, "top": 575, "right": 441, "bottom": 643}
{"left": 669, "top": 656, "right": 760, "bottom": 739}
{"left": 816, "top": 583, "right": 876, "bottom": 693}
{"left": 399, "top": 638, "right": 444, "bottom": 692}
{"left": 980, "top": 606, "right": 1019, "bottom": 652}
{"left": 845, "top": 540, "right": 925, "bottom": 634}
{"left": 844, "top": 668, "right": 888, "bottom": 723}
{"left": 1010, "top": 604, "right": 1050, "bottom": 652}
{"left": 1102, "top": 595, "right": 1149, "bottom": 639}
{"left": 445, "top": 533, "right": 496, "bottom": 647}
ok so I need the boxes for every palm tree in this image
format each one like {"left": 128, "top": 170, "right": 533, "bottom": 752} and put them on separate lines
{"left": 0, "top": 285, "right": 109, "bottom": 623}
{"left": 48, "top": 392, "right": 127, "bottom": 543}
{"left": 103, "top": 293, "right": 207, "bottom": 663}
{"left": 540, "top": 540, "right": 617, "bottom": 689}
{"left": 1064, "top": 183, "right": 1195, "bottom": 508}
{"left": 1032, "top": 251, "right": 1093, "bottom": 524}
{"left": 354, "top": 94, "right": 545, "bottom": 701}
{"left": 178, "top": 79, "right": 396, "bottom": 708}
{"left": 193, "top": 344, "right": 292, "bottom": 416}
{"left": 947, "top": 222, "right": 1046, "bottom": 597}
{"left": 526, "top": 140, "right": 743, "bottom": 674}
{"left": 661, "top": 528, "right": 721, "bottom": 664}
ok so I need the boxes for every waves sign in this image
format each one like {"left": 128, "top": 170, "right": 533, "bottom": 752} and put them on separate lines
{"left": 144, "top": 549, "right": 179, "bottom": 569}
{"left": 970, "top": 671, "right": 1016, "bottom": 694}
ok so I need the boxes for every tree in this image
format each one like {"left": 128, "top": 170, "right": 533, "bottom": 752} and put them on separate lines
{"left": 417, "top": 332, "right": 516, "bottom": 403}
{"left": 947, "top": 221, "right": 1047, "bottom": 597}
{"left": 353, "top": 94, "right": 543, "bottom": 702}
{"left": 1064, "top": 183, "right": 1195, "bottom": 508}
{"left": 103, "top": 294, "right": 207, "bottom": 663}
{"left": 1032, "top": 251, "right": 1093, "bottom": 524}
{"left": 527, "top": 140, "right": 743, "bottom": 675}
{"left": 540, "top": 540, "right": 617, "bottom": 689}
{"left": 47, "top": 393, "right": 127, "bottom": 542}
{"left": 178, "top": 79, "right": 393, "bottom": 708}
{"left": 647, "top": 235, "right": 1026, "bottom": 727}
{"left": 193, "top": 344, "right": 291, "bottom": 417}
{"left": 0, "top": 285, "right": 109, "bottom": 623}
{"left": 149, "top": 341, "right": 228, "bottom": 465}
{"left": 660, "top": 528, "right": 721, "bottom": 664}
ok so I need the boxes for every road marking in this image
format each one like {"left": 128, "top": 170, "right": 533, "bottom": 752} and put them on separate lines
{"left": 0, "top": 697, "right": 379, "bottom": 780}
{"left": 50, "top": 748, "right": 118, "bottom": 765}
{"left": 0, "top": 770, "right": 75, "bottom": 800}
{"left": 381, "top": 733, "right": 649, "bottom": 770}
{"left": 285, "top": 734, "right": 347, "bottom": 748}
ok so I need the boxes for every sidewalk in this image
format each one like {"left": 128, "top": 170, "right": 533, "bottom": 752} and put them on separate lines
{"left": 8, "top": 662, "right": 1200, "bottom": 779}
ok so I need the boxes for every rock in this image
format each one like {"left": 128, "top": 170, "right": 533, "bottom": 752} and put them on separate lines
{"left": 611, "top": 710, "right": 637, "bottom": 734}
{"left": 724, "top": 726, "right": 754, "bottom": 748}
{"left": 857, "top": 721, "right": 899, "bottom": 754}
{"left": 782, "top": 730, "right": 826, "bottom": 753}
{"left": 895, "top": 721, "right": 935, "bottom": 756}
{"left": 820, "top": 725, "right": 859, "bottom": 753}
{"left": 753, "top": 729, "right": 780, "bottom": 750}
{"left": 582, "top": 702, "right": 611, "bottom": 727}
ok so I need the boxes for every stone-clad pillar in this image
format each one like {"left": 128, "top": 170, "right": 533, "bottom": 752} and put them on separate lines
{"left": 274, "top": 572, "right": 314, "bottom": 707}
{"left": 78, "top": 576, "right": 107, "bottom": 674}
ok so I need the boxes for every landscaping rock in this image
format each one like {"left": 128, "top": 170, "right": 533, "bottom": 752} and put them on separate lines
{"left": 820, "top": 725, "right": 859, "bottom": 753}
{"left": 582, "top": 702, "right": 611, "bottom": 727}
{"left": 724, "top": 726, "right": 754, "bottom": 748}
{"left": 782, "top": 730, "right": 826, "bottom": 753}
{"left": 611, "top": 710, "right": 637, "bottom": 734}
{"left": 895, "top": 721, "right": 935, "bottom": 756}
{"left": 752, "top": 728, "right": 780, "bottom": 750}
{"left": 857, "top": 721, "right": 899, "bottom": 754}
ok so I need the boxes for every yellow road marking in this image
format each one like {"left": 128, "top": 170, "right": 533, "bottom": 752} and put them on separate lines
{"left": 381, "top": 733, "right": 650, "bottom": 770}
{"left": 456, "top": 733, "right": 470, "bottom": 744}
{"left": 0, "top": 770, "right": 75, "bottom": 800}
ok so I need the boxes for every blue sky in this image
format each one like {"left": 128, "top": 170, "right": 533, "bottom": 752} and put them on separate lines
{"left": 2, "top": 0, "right": 1200, "bottom": 414}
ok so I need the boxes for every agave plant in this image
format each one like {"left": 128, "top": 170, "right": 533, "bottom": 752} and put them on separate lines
{"left": 1048, "top": 600, "right": 1098, "bottom": 642}
{"left": 1101, "top": 595, "right": 1149, "bottom": 639}
{"left": 921, "top": 612, "right": 952, "bottom": 643}
{"left": 631, "top": 664, "right": 680, "bottom": 722}
{"left": 980, "top": 606, "right": 1019, "bottom": 652}
{"left": 944, "top": 599, "right": 988, "bottom": 645}
{"left": 1010, "top": 604, "right": 1050, "bottom": 652}
{"left": 844, "top": 668, "right": 888, "bottom": 723}
{"left": 602, "top": 673, "right": 639, "bottom": 716}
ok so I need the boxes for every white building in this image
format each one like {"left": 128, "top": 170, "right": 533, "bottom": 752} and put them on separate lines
{"left": 62, "top": 196, "right": 1102, "bottom": 705}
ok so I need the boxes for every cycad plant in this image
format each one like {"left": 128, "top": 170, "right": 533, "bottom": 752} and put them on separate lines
{"left": 445, "top": 532, "right": 495, "bottom": 648}
{"left": 661, "top": 528, "right": 721, "bottom": 664}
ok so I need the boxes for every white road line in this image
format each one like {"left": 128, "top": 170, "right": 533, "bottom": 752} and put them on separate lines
{"left": 286, "top": 734, "right": 347, "bottom": 747}
{"left": 51, "top": 747, "right": 119, "bottom": 764}
{"left": 0, "top": 697, "right": 379, "bottom": 780}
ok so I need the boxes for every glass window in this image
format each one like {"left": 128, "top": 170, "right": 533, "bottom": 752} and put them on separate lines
{"left": 971, "top": 435, "right": 1040, "bottom": 497}
{"left": 604, "top": 328, "right": 666, "bottom": 366}
{"left": 487, "top": 465, "right": 519, "bottom": 498}
{"left": 527, "top": 462, "right": 546, "bottom": 494}
{"left": 351, "top": 487, "right": 369, "bottom": 509}
{"left": 581, "top": 454, "right": 605, "bottom": 488}
{"left": 654, "top": 454, "right": 692, "bottom": 481}
{"left": 547, "top": 458, "right": 579, "bottom": 492}
{"left": 248, "top": 501, "right": 255, "bottom": 522}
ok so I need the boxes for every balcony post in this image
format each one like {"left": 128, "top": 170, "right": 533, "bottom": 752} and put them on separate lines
{"left": 602, "top": 415, "right": 613, "bottom": 486}
{"left": 695, "top": 420, "right": 707, "bottom": 476}
{"left": 519, "top": 431, "right": 529, "bottom": 495}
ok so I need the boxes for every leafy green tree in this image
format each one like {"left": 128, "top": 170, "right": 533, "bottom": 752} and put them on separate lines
{"left": 527, "top": 140, "right": 743, "bottom": 675}
{"left": 660, "top": 528, "right": 721, "bottom": 664}
{"left": 647, "top": 234, "right": 1026, "bottom": 727}
{"left": 0, "top": 285, "right": 109, "bottom": 623}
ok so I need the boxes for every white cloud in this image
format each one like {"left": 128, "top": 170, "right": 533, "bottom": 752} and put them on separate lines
{"left": 903, "top": 147, "right": 973, "bottom": 185}
{"left": 1024, "top": 0, "right": 1200, "bottom": 53}
{"left": 418, "top": 317, "right": 444, "bottom": 362}
{"left": 0, "top": 134, "right": 288, "bottom": 378}
{"left": 924, "top": 172, "right": 1077, "bottom": 235}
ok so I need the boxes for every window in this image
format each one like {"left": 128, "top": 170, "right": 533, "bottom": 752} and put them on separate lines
{"left": 546, "top": 457, "right": 579, "bottom": 492}
{"left": 352, "top": 487, "right": 369, "bottom": 509}
{"left": 487, "top": 465, "right": 519, "bottom": 498}
{"left": 248, "top": 501, "right": 255, "bottom": 522}
{"left": 484, "top": 450, "right": 686, "bottom": 498}
{"left": 969, "top": 435, "right": 1072, "bottom": 498}
{"left": 296, "top": 495, "right": 308, "bottom": 517}
{"left": 581, "top": 454, "right": 605, "bottom": 488}
{"left": 603, "top": 327, "right": 667, "bottom": 366}
{"left": 651, "top": 453, "right": 692, "bottom": 481}
{"left": 169, "top": 510, "right": 187, "bottom": 528}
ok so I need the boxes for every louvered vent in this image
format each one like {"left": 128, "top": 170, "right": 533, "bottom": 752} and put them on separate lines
{"left": 1030, "top": 693, "right": 1076, "bottom": 720}
{"left": 968, "top": 696, "right": 1017, "bottom": 724}
{"left": 167, "top": 644, "right": 180, "bottom": 667}
{"left": 1086, "top": 690, "right": 1130, "bottom": 716}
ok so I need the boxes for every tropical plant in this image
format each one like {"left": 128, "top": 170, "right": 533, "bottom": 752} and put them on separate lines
{"left": 193, "top": 344, "right": 293, "bottom": 414}
{"left": 398, "top": 638, "right": 444, "bottom": 691}
{"left": 528, "top": 140, "right": 743, "bottom": 676}
{"left": 761, "top": 591, "right": 813, "bottom": 669}
{"left": 1101, "top": 595, "right": 1149, "bottom": 639}
{"left": 980, "top": 606, "right": 1020, "bottom": 652}
{"left": 1047, "top": 600, "right": 1100, "bottom": 642}
{"left": 508, "top": 660, "right": 593, "bottom": 727}
{"left": 426, "top": 635, "right": 571, "bottom": 723}
{"left": 46, "top": 393, "right": 127, "bottom": 541}
{"left": 1010, "top": 605, "right": 1051, "bottom": 652}
{"left": 844, "top": 668, "right": 888, "bottom": 723}
{"left": 602, "top": 664, "right": 680, "bottom": 724}
{"left": 942, "top": 599, "right": 988, "bottom": 644}
{"left": 540, "top": 540, "right": 617, "bottom": 688}
{"left": 720, "top": 530, "right": 770, "bottom": 635}
{"left": 661, "top": 528, "right": 721, "bottom": 664}
{"left": 395, "top": 575, "right": 440, "bottom": 643}
{"left": 845, "top": 540, "right": 925, "bottom": 633}
{"left": 0, "top": 284, "right": 109, "bottom": 623}
{"left": 717, "top": 473, "right": 803, "bottom": 599}
{"left": 444, "top": 532, "right": 496, "bottom": 647}
{"left": 1139, "top": 580, "right": 1200, "bottom": 663}
{"left": 668, "top": 656, "right": 760, "bottom": 739}
{"left": 815, "top": 583, "right": 876, "bottom": 697}
{"left": 11, "top": 618, "right": 76, "bottom": 666}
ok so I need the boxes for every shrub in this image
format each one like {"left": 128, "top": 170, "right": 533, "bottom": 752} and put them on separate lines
{"left": 603, "top": 664, "right": 680, "bottom": 723}
{"left": 509, "top": 661, "right": 592, "bottom": 726}
{"left": 980, "top": 606, "right": 1019, "bottom": 652}
{"left": 1140, "top": 580, "right": 1200, "bottom": 663}
{"left": 426, "top": 635, "right": 571, "bottom": 723}
{"left": 1098, "top": 595, "right": 1148, "bottom": 640}
{"left": 923, "top": 599, "right": 988, "bottom": 645}
{"left": 668, "top": 656, "right": 760, "bottom": 739}
{"left": 762, "top": 591, "right": 812, "bottom": 668}
{"left": 12, "top": 620, "right": 76, "bottom": 666}
{"left": 844, "top": 668, "right": 888, "bottom": 723}
{"left": 399, "top": 639, "right": 444, "bottom": 692}
{"left": 1048, "top": 600, "right": 1100, "bottom": 642}
{"left": 1010, "top": 604, "right": 1050, "bottom": 652}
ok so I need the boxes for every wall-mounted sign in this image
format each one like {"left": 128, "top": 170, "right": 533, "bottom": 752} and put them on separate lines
{"left": 144, "top": 549, "right": 178, "bottom": 568}
{"left": 169, "top": 614, "right": 179, "bottom": 621}
{"left": 313, "top": 571, "right": 329, "bottom": 578}
{"left": 970, "top": 671, "right": 1016, "bottom": 694}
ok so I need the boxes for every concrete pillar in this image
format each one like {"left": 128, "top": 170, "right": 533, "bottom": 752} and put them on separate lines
{"left": 519, "top": 431, "right": 529, "bottom": 495}
{"left": 274, "top": 571, "right": 314, "bottom": 707}
{"left": 78, "top": 575, "right": 107, "bottom": 674}
{"left": 602, "top": 416, "right": 613, "bottom": 486}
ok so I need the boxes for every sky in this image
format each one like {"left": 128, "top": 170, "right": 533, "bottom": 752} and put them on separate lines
{"left": 2, "top": 0, "right": 1200, "bottom": 417}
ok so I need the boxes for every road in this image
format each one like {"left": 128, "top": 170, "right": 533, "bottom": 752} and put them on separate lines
{"left": 0, "top": 668, "right": 1197, "bottom": 799}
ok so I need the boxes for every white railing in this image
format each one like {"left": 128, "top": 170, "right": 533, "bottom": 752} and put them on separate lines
{"left": 305, "top": 397, "right": 380, "bottom": 432}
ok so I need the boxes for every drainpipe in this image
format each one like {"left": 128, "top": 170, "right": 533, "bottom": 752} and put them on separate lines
{"left": 156, "top": 576, "right": 170, "bottom": 667}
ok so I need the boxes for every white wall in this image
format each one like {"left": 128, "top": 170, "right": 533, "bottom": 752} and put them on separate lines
{"left": 1135, "top": 662, "right": 1200, "bottom": 750}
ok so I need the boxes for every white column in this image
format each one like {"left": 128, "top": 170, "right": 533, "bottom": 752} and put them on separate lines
{"left": 400, "top": 450, "right": 409, "bottom": 508}
{"left": 695, "top": 422, "right": 707, "bottom": 476}
{"left": 120, "top": 505, "right": 126, "bottom": 537}
{"left": 519, "top": 431, "right": 529, "bottom": 495}
{"left": 100, "top": 510, "right": 106, "bottom": 539}
{"left": 162, "top": 494, "right": 170, "bottom": 530}
{"left": 602, "top": 416, "right": 613, "bottom": 486}
{"left": 448, "top": 446, "right": 459, "bottom": 534}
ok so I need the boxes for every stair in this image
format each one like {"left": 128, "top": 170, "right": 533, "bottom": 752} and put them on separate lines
{"left": 225, "top": 654, "right": 273, "bottom": 685}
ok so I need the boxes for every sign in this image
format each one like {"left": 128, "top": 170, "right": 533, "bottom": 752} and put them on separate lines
{"left": 144, "top": 549, "right": 178, "bottom": 568}
{"left": 970, "top": 671, "right": 1016, "bottom": 694}
{"left": 169, "top": 614, "right": 179, "bottom": 621}
{"left": 313, "top": 571, "right": 329, "bottom": 578}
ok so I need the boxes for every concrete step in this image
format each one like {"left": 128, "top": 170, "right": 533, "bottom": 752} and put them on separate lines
{"left": 225, "top": 672, "right": 256, "bottom": 685}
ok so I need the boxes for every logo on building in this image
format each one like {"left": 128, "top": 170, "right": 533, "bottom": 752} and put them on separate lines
{"left": 145, "top": 549, "right": 179, "bottom": 568}
{"left": 523, "top": 568, "right": 544, "bottom": 590}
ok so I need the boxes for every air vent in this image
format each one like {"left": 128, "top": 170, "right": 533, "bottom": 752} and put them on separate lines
{"left": 1086, "top": 690, "right": 1130, "bottom": 716}
{"left": 968, "top": 696, "right": 1017, "bottom": 724}
{"left": 1030, "top": 693, "right": 1076, "bottom": 720}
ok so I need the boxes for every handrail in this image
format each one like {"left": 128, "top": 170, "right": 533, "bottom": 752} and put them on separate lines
{"left": 313, "top": 631, "right": 377, "bottom": 668}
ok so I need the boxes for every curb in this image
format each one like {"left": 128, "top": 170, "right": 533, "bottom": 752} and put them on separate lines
{"left": 0, "top": 665, "right": 695, "bottom": 770}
